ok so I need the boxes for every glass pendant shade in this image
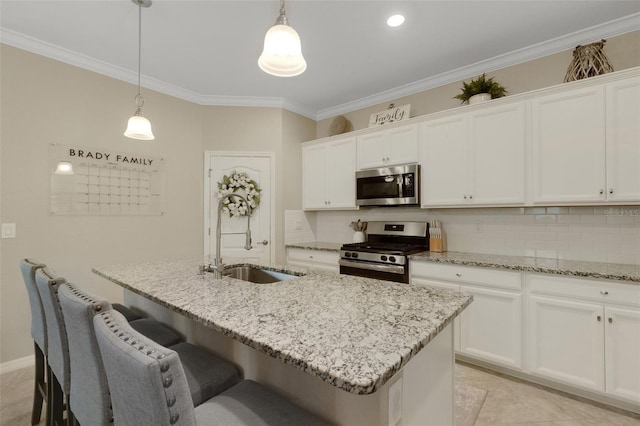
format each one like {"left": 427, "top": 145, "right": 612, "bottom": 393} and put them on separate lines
{"left": 124, "top": 113, "right": 155, "bottom": 140}
{"left": 258, "top": 24, "right": 307, "bottom": 77}
{"left": 55, "top": 161, "right": 74, "bottom": 175}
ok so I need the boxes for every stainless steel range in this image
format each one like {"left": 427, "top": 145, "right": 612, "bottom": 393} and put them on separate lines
{"left": 339, "top": 221, "right": 429, "bottom": 283}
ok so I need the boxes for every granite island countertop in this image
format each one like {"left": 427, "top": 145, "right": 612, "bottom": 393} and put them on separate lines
{"left": 285, "top": 242, "right": 343, "bottom": 252}
{"left": 93, "top": 259, "right": 472, "bottom": 395}
{"left": 410, "top": 251, "right": 640, "bottom": 283}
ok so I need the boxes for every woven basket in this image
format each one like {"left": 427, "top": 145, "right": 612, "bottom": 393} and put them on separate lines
{"left": 564, "top": 39, "right": 613, "bottom": 82}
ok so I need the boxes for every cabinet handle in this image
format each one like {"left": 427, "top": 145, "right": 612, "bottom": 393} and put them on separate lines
{"left": 455, "top": 273, "right": 462, "bottom": 277}
{"left": 599, "top": 189, "right": 604, "bottom": 195}
{"left": 469, "top": 195, "right": 473, "bottom": 199}
{"left": 609, "top": 188, "right": 614, "bottom": 194}
{"left": 608, "top": 317, "right": 613, "bottom": 324}
{"left": 463, "top": 195, "right": 467, "bottom": 200}
{"left": 600, "top": 290, "right": 608, "bottom": 295}
{"left": 597, "top": 315, "right": 602, "bottom": 322}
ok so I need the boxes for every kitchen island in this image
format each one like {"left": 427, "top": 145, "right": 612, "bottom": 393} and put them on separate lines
{"left": 93, "top": 259, "right": 472, "bottom": 425}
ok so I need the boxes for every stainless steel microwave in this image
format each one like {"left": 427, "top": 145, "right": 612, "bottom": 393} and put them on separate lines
{"left": 356, "top": 164, "right": 419, "bottom": 206}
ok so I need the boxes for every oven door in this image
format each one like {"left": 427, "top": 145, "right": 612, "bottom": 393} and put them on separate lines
{"left": 339, "top": 259, "right": 409, "bottom": 283}
{"left": 356, "top": 164, "right": 419, "bottom": 206}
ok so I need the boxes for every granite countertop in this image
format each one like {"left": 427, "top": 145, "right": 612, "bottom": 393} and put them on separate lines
{"left": 93, "top": 259, "right": 471, "bottom": 395}
{"left": 285, "top": 242, "right": 342, "bottom": 252}
{"left": 410, "top": 251, "right": 640, "bottom": 283}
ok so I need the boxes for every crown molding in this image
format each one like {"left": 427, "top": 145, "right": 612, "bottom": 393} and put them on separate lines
{"left": 2, "top": 12, "right": 639, "bottom": 122}
{"left": 315, "top": 13, "right": 640, "bottom": 121}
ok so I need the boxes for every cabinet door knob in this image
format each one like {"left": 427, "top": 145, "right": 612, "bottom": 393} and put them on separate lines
{"left": 455, "top": 273, "right": 462, "bottom": 277}
{"left": 608, "top": 317, "right": 613, "bottom": 324}
{"left": 609, "top": 188, "right": 614, "bottom": 194}
{"left": 600, "top": 290, "right": 608, "bottom": 295}
{"left": 469, "top": 195, "right": 473, "bottom": 199}
{"left": 463, "top": 195, "right": 467, "bottom": 200}
{"left": 599, "top": 189, "right": 604, "bottom": 195}
{"left": 597, "top": 315, "right": 602, "bottom": 322}
{"left": 257, "top": 240, "right": 269, "bottom": 245}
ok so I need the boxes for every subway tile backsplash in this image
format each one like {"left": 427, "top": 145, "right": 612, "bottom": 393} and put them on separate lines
{"left": 310, "top": 206, "right": 640, "bottom": 265}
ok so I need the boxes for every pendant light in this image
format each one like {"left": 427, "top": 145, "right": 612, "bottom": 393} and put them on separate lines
{"left": 258, "top": 0, "right": 306, "bottom": 77}
{"left": 124, "top": 0, "right": 155, "bottom": 140}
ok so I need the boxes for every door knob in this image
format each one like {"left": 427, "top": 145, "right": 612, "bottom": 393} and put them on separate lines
{"left": 256, "top": 240, "right": 269, "bottom": 245}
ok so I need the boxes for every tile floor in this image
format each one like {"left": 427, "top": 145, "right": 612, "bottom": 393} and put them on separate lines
{"left": 0, "top": 361, "right": 638, "bottom": 425}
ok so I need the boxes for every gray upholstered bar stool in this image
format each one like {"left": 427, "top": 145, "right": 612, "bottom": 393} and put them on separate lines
{"left": 58, "top": 282, "right": 240, "bottom": 425}
{"left": 34, "top": 267, "right": 73, "bottom": 426}
{"left": 19, "top": 259, "right": 49, "bottom": 425}
{"left": 35, "top": 266, "right": 186, "bottom": 425}
{"left": 94, "top": 309, "right": 330, "bottom": 426}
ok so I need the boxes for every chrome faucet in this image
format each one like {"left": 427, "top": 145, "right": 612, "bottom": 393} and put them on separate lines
{"left": 210, "top": 193, "right": 252, "bottom": 278}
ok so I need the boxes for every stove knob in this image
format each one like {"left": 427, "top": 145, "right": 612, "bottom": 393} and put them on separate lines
{"left": 352, "top": 253, "right": 358, "bottom": 259}
{"left": 380, "top": 255, "right": 388, "bottom": 261}
{"left": 389, "top": 256, "right": 396, "bottom": 263}
{"left": 345, "top": 252, "right": 351, "bottom": 258}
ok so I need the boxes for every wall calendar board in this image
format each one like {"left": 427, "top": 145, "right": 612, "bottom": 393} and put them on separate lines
{"left": 49, "top": 144, "right": 165, "bottom": 215}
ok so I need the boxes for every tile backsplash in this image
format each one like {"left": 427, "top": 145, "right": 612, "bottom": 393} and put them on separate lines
{"left": 303, "top": 206, "right": 640, "bottom": 265}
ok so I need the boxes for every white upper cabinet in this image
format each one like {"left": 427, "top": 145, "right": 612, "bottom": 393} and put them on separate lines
{"left": 531, "top": 86, "right": 606, "bottom": 203}
{"left": 302, "top": 136, "right": 357, "bottom": 210}
{"left": 605, "top": 77, "right": 640, "bottom": 202}
{"left": 419, "top": 114, "right": 469, "bottom": 206}
{"left": 357, "top": 124, "right": 418, "bottom": 169}
{"left": 419, "top": 102, "right": 526, "bottom": 207}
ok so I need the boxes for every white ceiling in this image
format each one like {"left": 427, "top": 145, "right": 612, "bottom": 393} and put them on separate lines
{"left": 1, "top": 1, "right": 639, "bottom": 119}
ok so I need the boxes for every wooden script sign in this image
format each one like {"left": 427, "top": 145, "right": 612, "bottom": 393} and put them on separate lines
{"left": 368, "top": 104, "right": 411, "bottom": 127}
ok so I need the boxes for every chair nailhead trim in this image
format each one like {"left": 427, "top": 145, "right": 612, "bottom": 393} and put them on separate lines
{"left": 160, "top": 362, "right": 170, "bottom": 373}
{"left": 163, "top": 376, "right": 173, "bottom": 388}
{"left": 170, "top": 413, "right": 180, "bottom": 424}
{"left": 166, "top": 395, "right": 176, "bottom": 407}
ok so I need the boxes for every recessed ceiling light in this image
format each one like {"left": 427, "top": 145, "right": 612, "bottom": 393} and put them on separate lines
{"left": 387, "top": 14, "right": 405, "bottom": 27}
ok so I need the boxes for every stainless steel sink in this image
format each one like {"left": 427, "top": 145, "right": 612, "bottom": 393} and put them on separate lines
{"left": 221, "top": 266, "right": 298, "bottom": 284}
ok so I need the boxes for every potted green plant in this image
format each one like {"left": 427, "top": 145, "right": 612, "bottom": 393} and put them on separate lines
{"left": 454, "top": 73, "right": 507, "bottom": 105}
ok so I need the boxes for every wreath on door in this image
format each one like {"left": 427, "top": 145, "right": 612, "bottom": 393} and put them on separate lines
{"left": 216, "top": 171, "right": 261, "bottom": 217}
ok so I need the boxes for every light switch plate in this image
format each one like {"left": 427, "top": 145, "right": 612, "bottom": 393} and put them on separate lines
{"left": 1, "top": 223, "right": 16, "bottom": 239}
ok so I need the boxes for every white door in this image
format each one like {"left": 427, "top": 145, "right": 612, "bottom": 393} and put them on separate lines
{"left": 529, "top": 295, "right": 605, "bottom": 392}
{"left": 531, "top": 86, "right": 606, "bottom": 203}
{"left": 605, "top": 306, "right": 640, "bottom": 402}
{"left": 205, "top": 152, "right": 273, "bottom": 264}
{"left": 459, "top": 285, "right": 522, "bottom": 369}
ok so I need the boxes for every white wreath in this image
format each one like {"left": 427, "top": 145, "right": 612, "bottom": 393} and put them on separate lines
{"left": 216, "top": 171, "right": 261, "bottom": 217}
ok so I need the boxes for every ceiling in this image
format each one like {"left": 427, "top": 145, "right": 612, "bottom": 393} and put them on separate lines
{"left": 1, "top": 1, "right": 639, "bottom": 120}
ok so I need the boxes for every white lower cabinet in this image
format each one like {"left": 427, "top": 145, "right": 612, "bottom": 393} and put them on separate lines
{"left": 410, "top": 262, "right": 522, "bottom": 367}
{"left": 529, "top": 295, "right": 605, "bottom": 391}
{"left": 527, "top": 274, "right": 640, "bottom": 404}
{"left": 286, "top": 248, "right": 339, "bottom": 273}
{"left": 460, "top": 286, "right": 522, "bottom": 369}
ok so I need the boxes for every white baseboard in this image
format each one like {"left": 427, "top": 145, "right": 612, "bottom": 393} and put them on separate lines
{"left": 0, "top": 355, "right": 35, "bottom": 375}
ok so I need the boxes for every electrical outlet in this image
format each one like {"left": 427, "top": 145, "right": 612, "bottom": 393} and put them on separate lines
{"left": 388, "top": 376, "right": 402, "bottom": 426}
{"left": 475, "top": 220, "right": 483, "bottom": 233}
{"left": 1, "top": 223, "right": 16, "bottom": 239}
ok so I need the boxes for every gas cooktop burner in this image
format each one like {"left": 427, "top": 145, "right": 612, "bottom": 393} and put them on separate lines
{"left": 341, "top": 242, "right": 427, "bottom": 255}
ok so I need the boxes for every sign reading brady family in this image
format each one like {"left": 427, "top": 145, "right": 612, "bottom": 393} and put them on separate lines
{"left": 67, "top": 148, "right": 155, "bottom": 166}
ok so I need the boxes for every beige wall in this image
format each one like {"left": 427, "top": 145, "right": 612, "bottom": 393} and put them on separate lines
{"left": 316, "top": 31, "right": 640, "bottom": 138}
{"left": 0, "top": 45, "right": 311, "bottom": 364}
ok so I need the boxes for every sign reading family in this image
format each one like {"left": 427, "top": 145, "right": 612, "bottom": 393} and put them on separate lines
{"left": 368, "top": 104, "right": 411, "bottom": 127}
{"left": 49, "top": 143, "right": 165, "bottom": 216}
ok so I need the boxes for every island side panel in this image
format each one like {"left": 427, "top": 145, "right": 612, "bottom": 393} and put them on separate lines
{"left": 124, "top": 289, "right": 455, "bottom": 426}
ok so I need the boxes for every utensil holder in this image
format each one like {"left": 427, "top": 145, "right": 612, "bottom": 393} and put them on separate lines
{"left": 353, "top": 231, "right": 366, "bottom": 243}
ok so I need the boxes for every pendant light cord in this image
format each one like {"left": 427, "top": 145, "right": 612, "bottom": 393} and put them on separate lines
{"left": 136, "top": 1, "right": 144, "bottom": 108}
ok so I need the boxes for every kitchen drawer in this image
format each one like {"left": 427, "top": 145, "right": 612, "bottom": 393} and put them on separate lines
{"left": 527, "top": 274, "right": 640, "bottom": 307}
{"left": 287, "top": 248, "right": 339, "bottom": 266}
{"left": 410, "top": 261, "right": 521, "bottom": 290}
